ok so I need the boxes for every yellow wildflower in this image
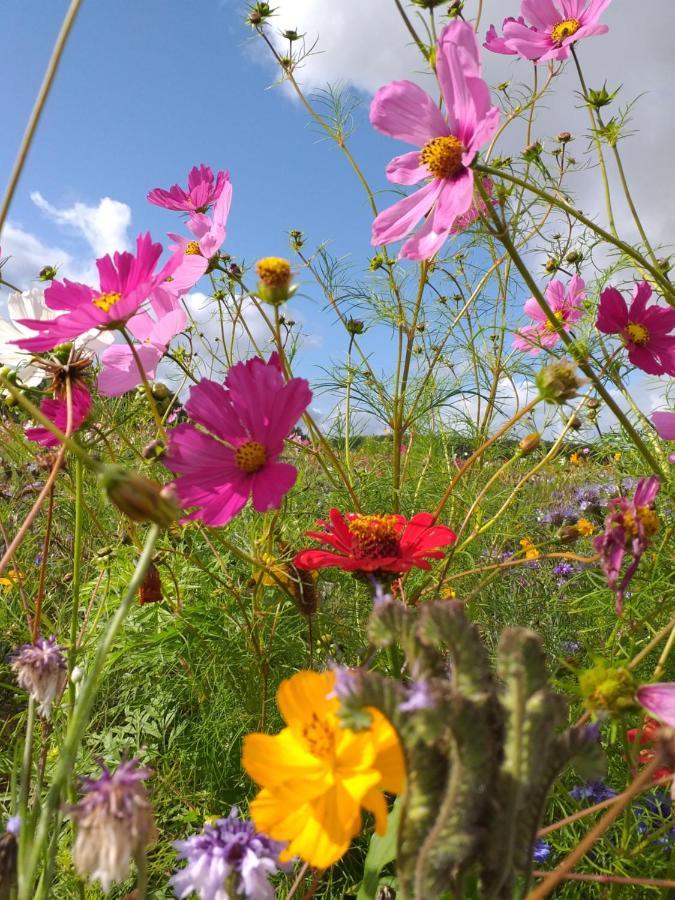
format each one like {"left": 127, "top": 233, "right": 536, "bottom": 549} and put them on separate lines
{"left": 519, "top": 538, "right": 540, "bottom": 560}
{"left": 0, "top": 568, "right": 23, "bottom": 589}
{"left": 243, "top": 670, "right": 405, "bottom": 868}
{"left": 569, "top": 452, "right": 583, "bottom": 466}
{"left": 575, "top": 518, "right": 595, "bottom": 537}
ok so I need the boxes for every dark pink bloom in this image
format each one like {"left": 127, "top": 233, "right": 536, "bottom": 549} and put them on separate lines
{"left": 596, "top": 282, "right": 675, "bottom": 376}
{"left": 148, "top": 165, "right": 229, "bottom": 214}
{"left": 168, "top": 182, "right": 233, "bottom": 294}
{"left": 450, "top": 176, "right": 496, "bottom": 234}
{"left": 636, "top": 684, "right": 675, "bottom": 729}
{"left": 513, "top": 274, "right": 585, "bottom": 353}
{"left": 26, "top": 382, "right": 92, "bottom": 447}
{"left": 370, "top": 21, "right": 499, "bottom": 260}
{"left": 652, "top": 411, "right": 675, "bottom": 441}
{"left": 486, "top": 0, "right": 612, "bottom": 63}
{"left": 14, "top": 234, "right": 178, "bottom": 353}
{"left": 163, "top": 354, "right": 312, "bottom": 526}
{"left": 592, "top": 476, "right": 660, "bottom": 615}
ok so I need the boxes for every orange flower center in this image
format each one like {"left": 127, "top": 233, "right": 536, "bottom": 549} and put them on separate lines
{"left": 420, "top": 135, "right": 465, "bottom": 180}
{"left": 348, "top": 514, "right": 400, "bottom": 559}
{"left": 544, "top": 310, "right": 566, "bottom": 332}
{"left": 551, "top": 18, "right": 581, "bottom": 43}
{"left": 92, "top": 291, "right": 122, "bottom": 313}
{"left": 256, "top": 257, "right": 292, "bottom": 288}
{"left": 302, "top": 712, "right": 335, "bottom": 760}
{"left": 185, "top": 241, "right": 202, "bottom": 256}
{"left": 622, "top": 506, "right": 659, "bottom": 539}
{"left": 234, "top": 441, "right": 267, "bottom": 473}
{"left": 576, "top": 518, "right": 595, "bottom": 537}
{"left": 625, "top": 322, "right": 649, "bottom": 346}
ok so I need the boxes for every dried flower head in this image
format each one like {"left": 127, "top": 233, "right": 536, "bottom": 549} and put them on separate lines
{"left": 10, "top": 636, "right": 67, "bottom": 719}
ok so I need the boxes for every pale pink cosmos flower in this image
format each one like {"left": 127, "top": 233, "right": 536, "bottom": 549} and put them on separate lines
{"left": 13, "top": 235, "right": 179, "bottom": 353}
{"left": 513, "top": 274, "right": 585, "bottom": 353}
{"left": 148, "top": 165, "right": 229, "bottom": 214}
{"left": 596, "top": 282, "right": 675, "bottom": 376}
{"left": 168, "top": 180, "right": 233, "bottom": 294}
{"left": 652, "top": 411, "right": 675, "bottom": 441}
{"left": 25, "top": 382, "right": 92, "bottom": 447}
{"left": 636, "top": 684, "right": 675, "bottom": 729}
{"left": 370, "top": 21, "right": 500, "bottom": 260}
{"left": 163, "top": 354, "right": 312, "bottom": 526}
{"left": 485, "top": 0, "right": 612, "bottom": 63}
{"left": 450, "top": 176, "right": 496, "bottom": 234}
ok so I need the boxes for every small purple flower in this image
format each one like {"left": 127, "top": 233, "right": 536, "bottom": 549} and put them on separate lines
{"left": 5, "top": 816, "right": 21, "bottom": 835}
{"left": 569, "top": 781, "right": 616, "bottom": 803}
{"left": 539, "top": 505, "right": 577, "bottom": 526}
{"left": 635, "top": 791, "right": 675, "bottom": 847}
{"left": 171, "top": 808, "right": 288, "bottom": 900}
{"left": 70, "top": 759, "right": 156, "bottom": 892}
{"left": 330, "top": 666, "right": 362, "bottom": 703}
{"left": 10, "top": 636, "right": 67, "bottom": 719}
{"left": 532, "top": 839, "right": 551, "bottom": 863}
{"left": 399, "top": 679, "right": 435, "bottom": 712}
{"left": 554, "top": 561, "right": 576, "bottom": 582}
{"left": 561, "top": 638, "right": 582, "bottom": 655}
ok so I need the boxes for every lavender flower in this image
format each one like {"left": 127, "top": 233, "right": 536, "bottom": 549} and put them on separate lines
{"left": 569, "top": 781, "right": 616, "bottom": 803}
{"left": 399, "top": 679, "right": 435, "bottom": 712}
{"left": 554, "top": 561, "right": 576, "bottom": 582}
{"left": 70, "top": 759, "right": 156, "bottom": 893}
{"left": 532, "top": 839, "right": 551, "bottom": 863}
{"left": 635, "top": 791, "right": 675, "bottom": 847}
{"left": 538, "top": 505, "right": 577, "bottom": 527}
{"left": 561, "top": 639, "right": 582, "bottom": 655}
{"left": 10, "top": 636, "right": 67, "bottom": 718}
{"left": 171, "top": 808, "right": 288, "bottom": 900}
{"left": 5, "top": 817, "right": 20, "bottom": 836}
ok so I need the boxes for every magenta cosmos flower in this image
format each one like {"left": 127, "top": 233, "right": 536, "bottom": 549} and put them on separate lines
{"left": 370, "top": 21, "right": 500, "bottom": 260}
{"left": 513, "top": 274, "right": 585, "bottom": 353}
{"left": 592, "top": 476, "right": 660, "bottom": 615}
{"left": 13, "top": 234, "right": 178, "bottom": 353}
{"left": 485, "top": 0, "right": 612, "bottom": 63}
{"left": 596, "top": 282, "right": 675, "bottom": 376}
{"left": 26, "top": 382, "right": 92, "bottom": 447}
{"left": 636, "top": 684, "right": 675, "bottom": 729}
{"left": 168, "top": 181, "right": 232, "bottom": 294}
{"left": 652, "top": 411, "right": 675, "bottom": 441}
{"left": 147, "top": 164, "right": 229, "bottom": 214}
{"left": 163, "top": 354, "right": 312, "bottom": 526}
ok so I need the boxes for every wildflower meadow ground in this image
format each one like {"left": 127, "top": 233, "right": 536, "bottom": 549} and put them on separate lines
{"left": 0, "top": 1, "right": 674, "bottom": 898}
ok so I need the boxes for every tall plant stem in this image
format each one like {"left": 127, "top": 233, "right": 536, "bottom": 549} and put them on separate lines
{"left": 393, "top": 0, "right": 428, "bottom": 58}
{"left": 121, "top": 328, "right": 166, "bottom": 438}
{"left": 0, "top": 0, "right": 84, "bottom": 232}
{"left": 68, "top": 458, "right": 84, "bottom": 713}
{"left": 19, "top": 525, "right": 161, "bottom": 898}
{"left": 475, "top": 177, "right": 665, "bottom": 477}
{"left": 32, "top": 486, "right": 55, "bottom": 640}
{"left": 17, "top": 699, "right": 36, "bottom": 884}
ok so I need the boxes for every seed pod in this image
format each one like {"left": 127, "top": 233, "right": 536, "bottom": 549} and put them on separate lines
{"left": 139, "top": 563, "right": 163, "bottom": 605}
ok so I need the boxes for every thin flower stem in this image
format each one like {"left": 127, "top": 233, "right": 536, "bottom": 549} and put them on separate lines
{"left": 17, "top": 698, "right": 36, "bottom": 884}
{"left": 32, "top": 484, "right": 55, "bottom": 641}
{"left": 652, "top": 620, "right": 675, "bottom": 681}
{"left": 120, "top": 327, "right": 166, "bottom": 439}
{"left": 68, "top": 458, "right": 84, "bottom": 713}
{"left": 393, "top": 0, "right": 428, "bottom": 59}
{"left": 286, "top": 862, "right": 310, "bottom": 900}
{"left": 19, "top": 524, "right": 161, "bottom": 898}
{"left": 531, "top": 871, "right": 675, "bottom": 889}
{"left": 0, "top": 0, "right": 84, "bottom": 232}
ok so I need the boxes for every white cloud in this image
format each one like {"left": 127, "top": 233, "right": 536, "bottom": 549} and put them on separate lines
{"left": 0, "top": 222, "right": 73, "bottom": 293}
{"left": 30, "top": 192, "right": 132, "bottom": 257}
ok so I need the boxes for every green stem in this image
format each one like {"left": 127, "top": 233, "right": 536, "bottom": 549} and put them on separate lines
{"left": 120, "top": 327, "right": 166, "bottom": 439}
{"left": 17, "top": 698, "right": 36, "bottom": 885}
{"left": 20, "top": 525, "right": 161, "bottom": 898}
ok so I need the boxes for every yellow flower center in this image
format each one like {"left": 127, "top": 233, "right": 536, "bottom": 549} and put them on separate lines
{"left": 185, "top": 241, "right": 202, "bottom": 256}
{"left": 348, "top": 514, "right": 400, "bottom": 559}
{"left": 576, "top": 518, "right": 595, "bottom": 537}
{"left": 92, "top": 291, "right": 122, "bottom": 313}
{"left": 625, "top": 322, "right": 650, "bottom": 346}
{"left": 420, "top": 135, "right": 465, "bottom": 180}
{"left": 637, "top": 506, "right": 659, "bottom": 536}
{"left": 234, "top": 441, "right": 267, "bottom": 473}
{"left": 551, "top": 18, "right": 581, "bottom": 44}
{"left": 256, "top": 257, "right": 292, "bottom": 288}
{"left": 544, "top": 310, "right": 566, "bottom": 332}
{"left": 302, "top": 712, "right": 336, "bottom": 760}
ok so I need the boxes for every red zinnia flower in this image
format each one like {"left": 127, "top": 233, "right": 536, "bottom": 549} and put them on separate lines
{"left": 627, "top": 718, "right": 674, "bottom": 781}
{"left": 293, "top": 509, "right": 456, "bottom": 576}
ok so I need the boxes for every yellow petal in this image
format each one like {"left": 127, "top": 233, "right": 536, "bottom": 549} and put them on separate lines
{"left": 242, "top": 728, "right": 325, "bottom": 787}
{"left": 277, "top": 670, "right": 338, "bottom": 732}
{"left": 362, "top": 787, "right": 389, "bottom": 835}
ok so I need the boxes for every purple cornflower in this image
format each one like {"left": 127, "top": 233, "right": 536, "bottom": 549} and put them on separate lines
{"left": 70, "top": 759, "right": 156, "bottom": 893}
{"left": 532, "top": 839, "right": 551, "bottom": 863}
{"left": 10, "top": 636, "right": 67, "bottom": 719}
{"left": 569, "top": 781, "right": 616, "bottom": 803}
{"left": 538, "top": 505, "right": 577, "bottom": 526}
{"left": 171, "top": 808, "right": 288, "bottom": 900}
{"left": 593, "top": 476, "right": 660, "bottom": 615}
{"left": 554, "top": 561, "right": 576, "bottom": 581}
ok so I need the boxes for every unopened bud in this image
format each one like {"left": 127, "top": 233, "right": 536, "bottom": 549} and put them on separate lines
{"left": 38, "top": 265, "right": 58, "bottom": 282}
{"left": 255, "top": 257, "right": 295, "bottom": 305}
{"left": 586, "top": 398, "right": 600, "bottom": 410}
{"left": 139, "top": 562, "right": 163, "bottom": 605}
{"left": 544, "top": 257, "right": 559, "bottom": 273}
{"left": 289, "top": 229, "right": 304, "bottom": 250}
{"left": 557, "top": 131, "right": 572, "bottom": 144}
{"left": 99, "top": 466, "right": 180, "bottom": 528}
{"left": 346, "top": 319, "right": 365, "bottom": 336}
{"left": 518, "top": 433, "right": 541, "bottom": 455}
{"left": 536, "top": 361, "right": 582, "bottom": 405}
{"left": 151, "top": 383, "right": 170, "bottom": 401}
{"left": 142, "top": 440, "right": 165, "bottom": 461}
{"left": 522, "top": 141, "right": 543, "bottom": 161}
{"left": 567, "top": 414, "right": 583, "bottom": 430}
{"left": 565, "top": 249, "right": 583, "bottom": 264}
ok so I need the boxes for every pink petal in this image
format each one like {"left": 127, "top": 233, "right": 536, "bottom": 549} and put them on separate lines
{"left": 250, "top": 462, "right": 297, "bottom": 512}
{"left": 97, "top": 344, "right": 163, "bottom": 396}
{"left": 371, "top": 180, "right": 443, "bottom": 247}
{"left": 636, "top": 684, "right": 675, "bottom": 728}
{"left": 386, "top": 151, "right": 428, "bottom": 186}
{"left": 596, "top": 287, "right": 628, "bottom": 334}
{"left": 400, "top": 170, "right": 474, "bottom": 261}
{"left": 523, "top": 297, "right": 548, "bottom": 323}
{"left": 626, "top": 344, "right": 666, "bottom": 376}
{"left": 184, "top": 380, "right": 248, "bottom": 444}
{"left": 652, "top": 411, "right": 675, "bottom": 441}
{"left": 582, "top": 0, "right": 613, "bottom": 23}
{"left": 369, "top": 80, "right": 448, "bottom": 147}
{"left": 521, "top": 0, "right": 562, "bottom": 29}
{"left": 629, "top": 281, "right": 653, "bottom": 319}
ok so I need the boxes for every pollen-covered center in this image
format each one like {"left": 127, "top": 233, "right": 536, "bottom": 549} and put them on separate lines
{"left": 625, "top": 322, "right": 649, "bottom": 346}
{"left": 348, "top": 514, "right": 400, "bottom": 559}
{"left": 420, "top": 135, "right": 465, "bottom": 180}
{"left": 256, "top": 257, "right": 291, "bottom": 288}
{"left": 302, "top": 712, "right": 335, "bottom": 760}
{"left": 551, "top": 18, "right": 581, "bottom": 44}
{"left": 234, "top": 441, "right": 267, "bottom": 473}
{"left": 92, "top": 291, "right": 122, "bottom": 313}
{"left": 185, "top": 241, "right": 202, "bottom": 256}
{"left": 637, "top": 506, "right": 659, "bottom": 536}
{"left": 544, "top": 310, "right": 566, "bottom": 332}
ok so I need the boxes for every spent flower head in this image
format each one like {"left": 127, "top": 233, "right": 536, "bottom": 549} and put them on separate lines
{"left": 10, "top": 636, "right": 67, "bottom": 719}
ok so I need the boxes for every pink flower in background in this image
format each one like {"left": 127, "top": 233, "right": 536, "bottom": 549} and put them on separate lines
{"left": 596, "top": 282, "right": 675, "bottom": 376}
{"left": 485, "top": 0, "right": 612, "bottom": 63}
{"left": 26, "top": 382, "right": 92, "bottom": 447}
{"left": 652, "top": 411, "right": 675, "bottom": 441}
{"left": 163, "top": 354, "right": 312, "bottom": 526}
{"left": 168, "top": 181, "right": 233, "bottom": 294}
{"left": 13, "top": 235, "right": 178, "bottom": 353}
{"left": 370, "top": 21, "right": 500, "bottom": 260}
{"left": 636, "top": 684, "right": 675, "bottom": 729}
{"left": 592, "top": 476, "right": 660, "bottom": 615}
{"left": 514, "top": 274, "right": 585, "bottom": 353}
{"left": 148, "top": 165, "right": 229, "bottom": 214}
{"left": 450, "top": 176, "right": 496, "bottom": 234}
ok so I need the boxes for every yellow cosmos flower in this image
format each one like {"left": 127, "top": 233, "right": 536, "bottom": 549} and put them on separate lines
{"left": 569, "top": 451, "right": 583, "bottom": 466}
{"left": 0, "top": 568, "right": 23, "bottom": 589}
{"left": 243, "top": 670, "right": 405, "bottom": 869}
{"left": 575, "top": 517, "right": 595, "bottom": 537}
{"left": 519, "top": 538, "right": 540, "bottom": 560}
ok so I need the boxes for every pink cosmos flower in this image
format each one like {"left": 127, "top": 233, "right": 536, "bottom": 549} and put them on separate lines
{"left": 163, "top": 354, "right": 312, "bottom": 526}
{"left": 652, "top": 411, "right": 675, "bottom": 441}
{"left": 370, "top": 21, "right": 500, "bottom": 260}
{"left": 596, "top": 282, "right": 675, "bottom": 376}
{"left": 450, "top": 176, "right": 496, "bottom": 234}
{"left": 26, "top": 382, "right": 92, "bottom": 447}
{"left": 592, "top": 476, "right": 660, "bottom": 615}
{"left": 636, "top": 684, "right": 675, "bottom": 729}
{"left": 168, "top": 182, "right": 233, "bottom": 294}
{"left": 148, "top": 165, "right": 229, "bottom": 214}
{"left": 513, "top": 274, "right": 585, "bottom": 353}
{"left": 97, "top": 286, "right": 187, "bottom": 396}
{"left": 485, "top": 0, "right": 612, "bottom": 63}
{"left": 13, "top": 235, "right": 179, "bottom": 353}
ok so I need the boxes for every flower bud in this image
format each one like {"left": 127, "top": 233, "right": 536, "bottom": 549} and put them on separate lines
{"left": 99, "top": 465, "right": 180, "bottom": 528}
{"left": 411, "top": 0, "right": 451, "bottom": 6}
{"left": 38, "top": 265, "right": 58, "bottom": 281}
{"left": 586, "top": 84, "right": 617, "bottom": 109}
{"left": 246, "top": 2, "right": 274, "bottom": 27}
{"left": 139, "top": 562, "right": 163, "bottom": 605}
{"left": 346, "top": 318, "right": 365, "bottom": 336}
{"left": 544, "top": 257, "right": 559, "bottom": 273}
{"left": 522, "top": 141, "right": 543, "bottom": 161}
{"left": 536, "top": 361, "right": 582, "bottom": 405}
{"left": 289, "top": 228, "right": 304, "bottom": 251}
{"left": 255, "top": 257, "right": 296, "bottom": 305}
{"left": 518, "top": 432, "right": 541, "bottom": 455}
{"left": 579, "top": 662, "right": 637, "bottom": 717}
{"left": 151, "top": 382, "right": 171, "bottom": 401}
{"left": 565, "top": 249, "right": 583, "bottom": 264}
{"left": 142, "top": 439, "right": 165, "bottom": 461}
{"left": 567, "top": 414, "right": 583, "bottom": 430}
{"left": 557, "top": 131, "right": 572, "bottom": 143}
